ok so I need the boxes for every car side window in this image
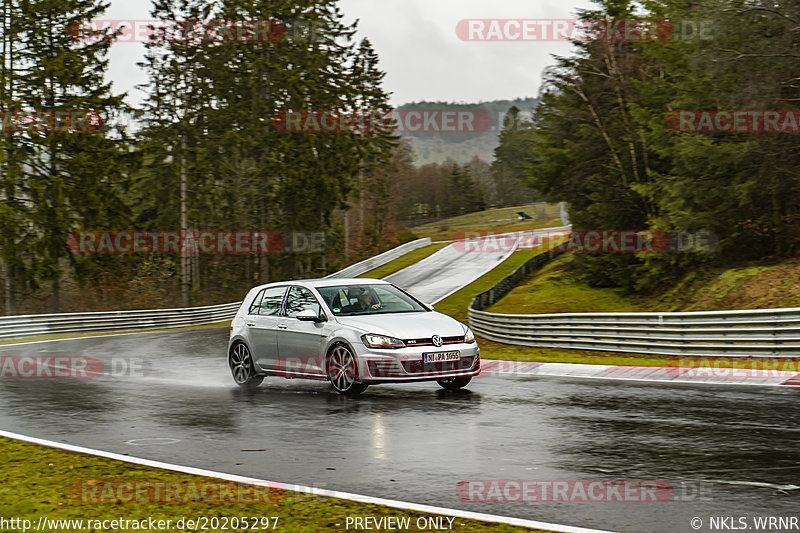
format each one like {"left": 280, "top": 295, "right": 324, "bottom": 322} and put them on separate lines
{"left": 257, "top": 286, "right": 287, "bottom": 316}
{"left": 248, "top": 289, "right": 266, "bottom": 315}
{"left": 284, "top": 286, "right": 322, "bottom": 318}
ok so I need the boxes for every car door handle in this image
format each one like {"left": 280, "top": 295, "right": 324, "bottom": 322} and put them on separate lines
{"left": 277, "top": 324, "right": 288, "bottom": 330}
{"left": 246, "top": 322, "right": 256, "bottom": 327}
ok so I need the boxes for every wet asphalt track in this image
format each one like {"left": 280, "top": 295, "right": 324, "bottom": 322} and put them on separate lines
{"left": 1, "top": 328, "right": 799, "bottom": 533}
{"left": 384, "top": 225, "right": 571, "bottom": 304}
{"left": 384, "top": 243, "right": 513, "bottom": 303}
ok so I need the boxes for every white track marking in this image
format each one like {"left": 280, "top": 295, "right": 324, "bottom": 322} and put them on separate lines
{"left": 0, "top": 429, "right": 612, "bottom": 533}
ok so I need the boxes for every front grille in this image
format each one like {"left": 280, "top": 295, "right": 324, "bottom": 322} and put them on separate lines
{"left": 402, "top": 356, "right": 476, "bottom": 375}
{"left": 403, "top": 335, "right": 465, "bottom": 347}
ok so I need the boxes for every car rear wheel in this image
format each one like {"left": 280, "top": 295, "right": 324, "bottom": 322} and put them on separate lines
{"left": 437, "top": 376, "right": 471, "bottom": 390}
{"left": 229, "top": 342, "right": 264, "bottom": 389}
{"left": 327, "top": 343, "right": 368, "bottom": 396}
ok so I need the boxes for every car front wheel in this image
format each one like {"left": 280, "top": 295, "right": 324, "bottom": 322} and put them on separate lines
{"left": 229, "top": 342, "right": 264, "bottom": 389}
{"left": 437, "top": 376, "right": 471, "bottom": 390}
{"left": 327, "top": 343, "right": 368, "bottom": 396}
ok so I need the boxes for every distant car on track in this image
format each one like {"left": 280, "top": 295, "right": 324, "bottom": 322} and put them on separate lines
{"left": 227, "top": 278, "right": 480, "bottom": 395}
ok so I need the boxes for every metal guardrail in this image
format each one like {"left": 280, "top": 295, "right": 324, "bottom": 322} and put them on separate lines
{"left": 326, "top": 226, "right": 571, "bottom": 280}
{"left": 0, "top": 301, "right": 241, "bottom": 341}
{"left": 469, "top": 249, "right": 800, "bottom": 357}
{"left": 325, "top": 238, "right": 432, "bottom": 279}
{"left": 0, "top": 238, "right": 432, "bottom": 341}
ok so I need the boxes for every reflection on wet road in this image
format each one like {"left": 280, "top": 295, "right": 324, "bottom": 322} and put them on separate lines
{"left": 1, "top": 328, "right": 798, "bottom": 533}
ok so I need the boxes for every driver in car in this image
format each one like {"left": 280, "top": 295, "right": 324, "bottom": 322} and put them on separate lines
{"left": 343, "top": 288, "right": 382, "bottom": 313}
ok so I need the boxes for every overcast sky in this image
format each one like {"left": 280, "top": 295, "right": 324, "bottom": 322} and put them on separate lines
{"left": 105, "top": 0, "right": 597, "bottom": 108}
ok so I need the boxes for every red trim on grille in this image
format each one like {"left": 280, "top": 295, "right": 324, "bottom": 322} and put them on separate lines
{"left": 404, "top": 336, "right": 465, "bottom": 347}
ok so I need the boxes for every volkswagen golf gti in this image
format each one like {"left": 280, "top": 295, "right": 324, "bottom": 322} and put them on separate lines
{"left": 227, "top": 278, "right": 480, "bottom": 395}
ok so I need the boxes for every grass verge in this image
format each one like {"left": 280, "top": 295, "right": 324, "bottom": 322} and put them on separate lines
{"left": 434, "top": 247, "right": 555, "bottom": 324}
{"left": 427, "top": 247, "right": 671, "bottom": 365}
{"left": 486, "top": 255, "right": 640, "bottom": 315}
{"left": 641, "top": 258, "right": 800, "bottom": 311}
{"left": 0, "top": 437, "right": 550, "bottom": 533}
{"left": 479, "top": 341, "right": 675, "bottom": 366}
{"left": 477, "top": 342, "right": 800, "bottom": 371}
{"left": 431, "top": 248, "right": 796, "bottom": 369}
{"left": 459, "top": 253, "right": 800, "bottom": 368}
{"left": 359, "top": 243, "right": 450, "bottom": 279}
{"left": 414, "top": 218, "right": 562, "bottom": 242}
{"left": 411, "top": 204, "right": 562, "bottom": 242}
{"left": 486, "top": 251, "right": 800, "bottom": 315}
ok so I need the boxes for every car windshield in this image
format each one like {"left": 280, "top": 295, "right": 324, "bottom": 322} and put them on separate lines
{"left": 316, "top": 284, "right": 428, "bottom": 316}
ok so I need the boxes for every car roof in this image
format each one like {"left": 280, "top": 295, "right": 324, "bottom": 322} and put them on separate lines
{"left": 251, "top": 278, "right": 390, "bottom": 292}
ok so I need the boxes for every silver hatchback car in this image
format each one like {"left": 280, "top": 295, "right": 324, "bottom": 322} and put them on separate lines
{"left": 227, "top": 278, "right": 480, "bottom": 395}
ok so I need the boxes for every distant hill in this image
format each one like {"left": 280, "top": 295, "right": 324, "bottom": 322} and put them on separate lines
{"left": 395, "top": 97, "right": 539, "bottom": 166}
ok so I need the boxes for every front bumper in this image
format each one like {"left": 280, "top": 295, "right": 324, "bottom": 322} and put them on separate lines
{"left": 353, "top": 342, "right": 481, "bottom": 384}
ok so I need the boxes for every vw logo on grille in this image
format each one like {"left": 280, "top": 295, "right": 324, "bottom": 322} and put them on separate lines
{"left": 431, "top": 335, "right": 443, "bottom": 347}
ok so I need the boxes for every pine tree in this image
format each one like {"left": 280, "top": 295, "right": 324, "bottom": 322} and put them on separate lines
{"left": 0, "top": 0, "right": 30, "bottom": 314}
{"left": 137, "top": 0, "right": 217, "bottom": 306}
{"left": 447, "top": 163, "right": 486, "bottom": 215}
{"left": 3, "top": 0, "right": 132, "bottom": 312}
{"left": 137, "top": 0, "right": 397, "bottom": 291}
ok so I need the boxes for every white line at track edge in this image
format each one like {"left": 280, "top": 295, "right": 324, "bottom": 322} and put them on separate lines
{"left": 0, "top": 429, "right": 613, "bottom": 533}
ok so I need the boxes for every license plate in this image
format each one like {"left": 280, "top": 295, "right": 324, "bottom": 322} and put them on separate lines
{"left": 423, "top": 351, "right": 460, "bottom": 363}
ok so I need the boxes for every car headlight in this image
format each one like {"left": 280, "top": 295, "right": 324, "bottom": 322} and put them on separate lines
{"left": 361, "top": 334, "right": 406, "bottom": 349}
{"left": 464, "top": 328, "right": 476, "bottom": 343}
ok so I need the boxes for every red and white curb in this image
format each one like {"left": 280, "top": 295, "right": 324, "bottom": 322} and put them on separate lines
{"left": 0, "top": 429, "right": 611, "bottom": 533}
{"left": 482, "top": 360, "right": 800, "bottom": 387}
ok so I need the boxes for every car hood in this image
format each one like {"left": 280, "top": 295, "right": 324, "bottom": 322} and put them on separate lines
{"left": 334, "top": 311, "right": 466, "bottom": 339}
